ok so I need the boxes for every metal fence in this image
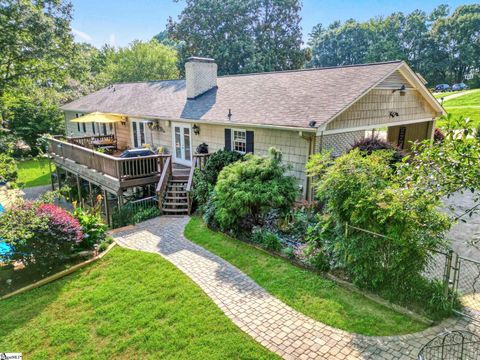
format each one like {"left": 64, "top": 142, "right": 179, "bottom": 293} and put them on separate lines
{"left": 451, "top": 254, "right": 480, "bottom": 319}
{"left": 344, "top": 223, "right": 480, "bottom": 317}
{"left": 418, "top": 330, "right": 480, "bottom": 360}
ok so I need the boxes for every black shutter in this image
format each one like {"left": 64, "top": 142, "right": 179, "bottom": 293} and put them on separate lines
{"left": 92, "top": 123, "right": 96, "bottom": 134}
{"left": 224, "top": 128, "right": 232, "bottom": 150}
{"left": 246, "top": 131, "right": 254, "bottom": 153}
{"left": 76, "top": 114, "right": 80, "bottom": 132}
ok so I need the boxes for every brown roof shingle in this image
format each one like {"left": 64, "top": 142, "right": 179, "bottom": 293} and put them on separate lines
{"left": 61, "top": 61, "right": 403, "bottom": 129}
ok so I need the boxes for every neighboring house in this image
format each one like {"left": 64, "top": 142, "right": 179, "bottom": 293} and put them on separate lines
{"left": 49, "top": 57, "right": 445, "bottom": 223}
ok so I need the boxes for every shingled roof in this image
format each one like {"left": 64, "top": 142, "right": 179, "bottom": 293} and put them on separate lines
{"left": 61, "top": 61, "right": 405, "bottom": 130}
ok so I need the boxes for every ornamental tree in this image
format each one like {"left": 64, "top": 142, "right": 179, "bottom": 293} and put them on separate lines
{"left": 396, "top": 114, "right": 480, "bottom": 221}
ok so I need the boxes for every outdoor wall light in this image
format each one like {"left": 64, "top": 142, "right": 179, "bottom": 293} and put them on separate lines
{"left": 192, "top": 124, "right": 200, "bottom": 135}
{"left": 392, "top": 84, "right": 406, "bottom": 95}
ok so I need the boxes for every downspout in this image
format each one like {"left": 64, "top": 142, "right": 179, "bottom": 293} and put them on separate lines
{"left": 305, "top": 135, "right": 314, "bottom": 202}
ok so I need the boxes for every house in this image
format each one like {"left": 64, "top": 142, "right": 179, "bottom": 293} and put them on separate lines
{"left": 48, "top": 57, "right": 445, "bottom": 224}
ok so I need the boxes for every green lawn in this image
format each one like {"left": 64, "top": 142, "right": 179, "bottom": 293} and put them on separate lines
{"left": 184, "top": 217, "right": 427, "bottom": 336}
{"left": 0, "top": 247, "right": 277, "bottom": 360}
{"left": 17, "top": 158, "right": 53, "bottom": 188}
{"left": 440, "top": 107, "right": 480, "bottom": 127}
{"left": 443, "top": 90, "right": 480, "bottom": 107}
{"left": 437, "top": 90, "right": 480, "bottom": 128}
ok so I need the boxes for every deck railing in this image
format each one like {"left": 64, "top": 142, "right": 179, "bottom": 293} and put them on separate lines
{"left": 47, "top": 136, "right": 170, "bottom": 181}
{"left": 67, "top": 134, "right": 114, "bottom": 149}
{"left": 156, "top": 156, "right": 172, "bottom": 209}
{"left": 185, "top": 153, "right": 211, "bottom": 213}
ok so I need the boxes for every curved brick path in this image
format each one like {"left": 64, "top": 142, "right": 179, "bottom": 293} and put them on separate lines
{"left": 112, "top": 216, "right": 478, "bottom": 359}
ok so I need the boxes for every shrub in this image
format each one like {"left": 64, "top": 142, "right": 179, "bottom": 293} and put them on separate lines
{"left": 277, "top": 203, "right": 318, "bottom": 242}
{"left": 0, "top": 133, "right": 30, "bottom": 158}
{"left": 73, "top": 207, "right": 108, "bottom": 249}
{"left": 434, "top": 128, "right": 445, "bottom": 143}
{"left": 132, "top": 206, "right": 161, "bottom": 223}
{"left": 306, "top": 149, "right": 451, "bottom": 297}
{"left": 350, "top": 135, "right": 405, "bottom": 163}
{"left": 111, "top": 204, "right": 161, "bottom": 228}
{"left": 0, "top": 201, "right": 83, "bottom": 266}
{"left": 111, "top": 205, "right": 136, "bottom": 228}
{"left": 252, "top": 228, "right": 282, "bottom": 252}
{"left": 193, "top": 149, "right": 244, "bottom": 209}
{"left": 281, "top": 246, "right": 295, "bottom": 259}
{"left": 0, "top": 151, "right": 18, "bottom": 184}
{"left": 213, "top": 148, "right": 298, "bottom": 231}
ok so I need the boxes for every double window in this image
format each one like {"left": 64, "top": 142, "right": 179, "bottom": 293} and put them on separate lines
{"left": 232, "top": 129, "right": 246, "bottom": 154}
{"left": 75, "top": 113, "right": 87, "bottom": 133}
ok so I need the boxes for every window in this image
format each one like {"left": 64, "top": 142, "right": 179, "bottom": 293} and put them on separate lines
{"left": 102, "top": 124, "right": 107, "bottom": 135}
{"left": 232, "top": 129, "right": 246, "bottom": 153}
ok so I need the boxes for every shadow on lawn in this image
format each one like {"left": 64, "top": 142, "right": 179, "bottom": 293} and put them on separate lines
{"left": 0, "top": 266, "right": 83, "bottom": 339}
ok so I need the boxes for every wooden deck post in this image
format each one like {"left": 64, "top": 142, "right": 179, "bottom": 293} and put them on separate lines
{"left": 56, "top": 167, "right": 61, "bottom": 190}
{"left": 76, "top": 175, "right": 83, "bottom": 207}
{"left": 103, "top": 189, "right": 111, "bottom": 227}
{"left": 48, "top": 156, "right": 54, "bottom": 191}
{"left": 88, "top": 181, "right": 94, "bottom": 207}
{"left": 117, "top": 190, "right": 124, "bottom": 211}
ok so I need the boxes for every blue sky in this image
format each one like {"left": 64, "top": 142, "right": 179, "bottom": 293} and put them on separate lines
{"left": 70, "top": 0, "right": 473, "bottom": 48}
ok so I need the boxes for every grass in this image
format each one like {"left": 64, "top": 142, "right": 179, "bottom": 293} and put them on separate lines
{"left": 184, "top": 217, "right": 427, "bottom": 336}
{"left": 443, "top": 90, "right": 480, "bottom": 107}
{"left": 17, "top": 157, "right": 53, "bottom": 188}
{"left": 440, "top": 107, "right": 480, "bottom": 127}
{"left": 0, "top": 247, "right": 277, "bottom": 360}
{"left": 436, "top": 90, "right": 480, "bottom": 128}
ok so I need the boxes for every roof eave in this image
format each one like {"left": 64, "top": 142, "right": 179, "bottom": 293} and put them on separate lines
{"left": 62, "top": 108, "right": 317, "bottom": 133}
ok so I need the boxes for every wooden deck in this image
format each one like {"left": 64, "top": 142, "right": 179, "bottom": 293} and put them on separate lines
{"left": 47, "top": 135, "right": 211, "bottom": 216}
{"left": 47, "top": 136, "right": 170, "bottom": 193}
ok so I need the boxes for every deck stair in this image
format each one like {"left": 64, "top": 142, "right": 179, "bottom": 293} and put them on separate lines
{"left": 161, "top": 168, "right": 190, "bottom": 215}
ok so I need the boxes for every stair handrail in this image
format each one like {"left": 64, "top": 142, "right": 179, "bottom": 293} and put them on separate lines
{"left": 156, "top": 155, "right": 172, "bottom": 209}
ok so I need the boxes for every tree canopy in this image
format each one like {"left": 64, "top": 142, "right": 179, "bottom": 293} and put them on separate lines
{"left": 308, "top": 4, "right": 480, "bottom": 85}
{"left": 103, "top": 40, "right": 179, "bottom": 83}
{"left": 167, "top": 0, "right": 307, "bottom": 75}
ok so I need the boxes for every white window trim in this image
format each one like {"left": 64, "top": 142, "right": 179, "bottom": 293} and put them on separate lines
{"left": 231, "top": 128, "right": 247, "bottom": 154}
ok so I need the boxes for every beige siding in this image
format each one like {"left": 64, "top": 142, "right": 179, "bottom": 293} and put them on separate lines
{"left": 115, "top": 121, "right": 131, "bottom": 149}
{"left": 325, "top": 89, "right": 437, "bottom": 131}
{"left": 64, "top": 111, "right": 115, "bottom": 138}
{"left": 387, "top": 120, "right": 434, "bottom": 151}
{"left": 149, "top": 122, "right": 311, "bottom": 186}
{"left": 185, "top": 124, "right": 310, "bottom": 195}
{"left": 375, "top": 70, "right": 414, "bottom": 89}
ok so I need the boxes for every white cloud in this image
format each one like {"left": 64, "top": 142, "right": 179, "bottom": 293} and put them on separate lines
{"left": 72, "top": 28, "right": 93, "bottom": 43}
{"left": 109, "top": 33, "right": 116, "bottom": 46}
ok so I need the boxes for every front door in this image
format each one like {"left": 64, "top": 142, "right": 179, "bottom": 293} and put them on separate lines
{"left": 131, "top": 120, "right": 147, "bottom": 148}
{"left": 172, "top": 123, "right": 192, "bottom": 166}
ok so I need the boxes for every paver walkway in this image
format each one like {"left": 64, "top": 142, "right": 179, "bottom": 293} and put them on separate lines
{"left": 113, "top": 216, "right": 478, "bottom": 359}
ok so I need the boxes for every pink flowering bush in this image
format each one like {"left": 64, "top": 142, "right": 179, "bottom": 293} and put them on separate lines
{"left": 0, "top": 201, "right": 84, "bottom": 266}
{"left": 37, "top": 204, "right": 83, "bottom": 244}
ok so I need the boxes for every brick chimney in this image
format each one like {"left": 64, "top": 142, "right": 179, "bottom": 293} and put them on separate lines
{"left": 185, "top": 57, "right": 217, "bottom": 99}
